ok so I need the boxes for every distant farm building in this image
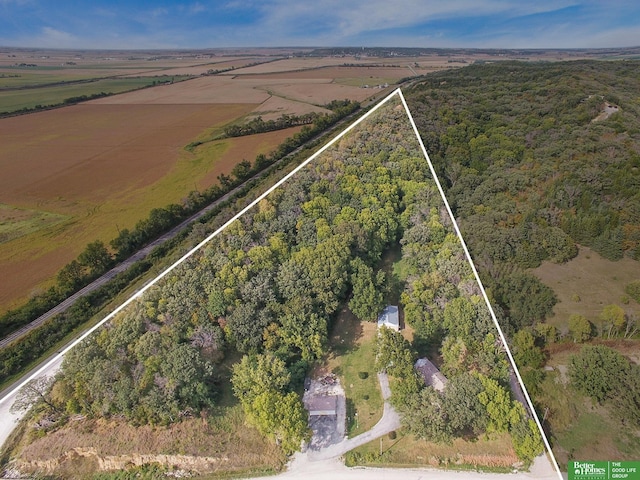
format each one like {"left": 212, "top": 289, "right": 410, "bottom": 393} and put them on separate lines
{"left": 415, "top": 358, "right": 448, "bottom": 392}
{"left": 377, "top": 305, "right": 400, "bottom": 331}
{"left": 307, "top": 395, "right": 338, "bottom": 417}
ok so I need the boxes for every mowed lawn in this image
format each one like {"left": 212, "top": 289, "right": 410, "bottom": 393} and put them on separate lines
{"left": 323, "top": 306, "right": 384, "bottom": 437}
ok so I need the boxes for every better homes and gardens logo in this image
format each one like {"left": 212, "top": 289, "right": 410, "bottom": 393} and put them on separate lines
{"left": 571, "top": 462, "right": 607, "bottom": 480}
{"left": 569, "top": 461, "right": 640, "bottom": 480}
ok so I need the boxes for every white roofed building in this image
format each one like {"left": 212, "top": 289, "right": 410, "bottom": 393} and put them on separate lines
{"left": 377, "top": 305, "right": 400, "bottom": 331}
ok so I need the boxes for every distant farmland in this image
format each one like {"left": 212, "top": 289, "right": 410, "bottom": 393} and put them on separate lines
{"left": 0, "top": 76, "right": 191, "bottom": 115}
{"left": 0, "top": 48, "right": 438, "bottom": 312}
{"left": 0, "top": 102, "right": 262, "bottom": 310}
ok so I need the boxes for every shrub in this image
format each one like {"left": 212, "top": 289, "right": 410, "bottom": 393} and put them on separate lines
{"left": 625, "top": 280, "right": 640, "bottom": 303}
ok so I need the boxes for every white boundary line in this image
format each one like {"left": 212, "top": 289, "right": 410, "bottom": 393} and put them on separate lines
{"left": 0, "top": 89, "right": 403, "bottom": 408}
{"left": 1, "top": 88, "right": 563, "bottom": 480}
{"left": 398, "top": 89, "right": 563, "bottom": 480}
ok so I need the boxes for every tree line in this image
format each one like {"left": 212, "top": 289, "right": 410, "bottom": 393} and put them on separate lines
{"left": 405, "top": 59, "right": 640, "bottom": 459}
{"left": 223, "top": 113, "right": 319, "bottom": 138}
{"left": 376, "top": 173, "right": 543, "bottom": 463}
{"left": 405, "top": 60, "right": 640, "bottom": 336}
{"left": 14, "top": 96, "right": 544, "bottom": 465}
{"left": 0, "top": 100, "right": 360, "bottom": 342}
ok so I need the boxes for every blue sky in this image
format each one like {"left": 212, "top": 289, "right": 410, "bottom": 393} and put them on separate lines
{"left": 1, "top": 0, "right": 639, "bottom": 50}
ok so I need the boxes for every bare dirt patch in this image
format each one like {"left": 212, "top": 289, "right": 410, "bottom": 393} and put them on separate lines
{"left": 15, "top": 409, "right": 286, "bottom": 479}
{"left": 592, "top": 102, "right": 620, "bottom": 122}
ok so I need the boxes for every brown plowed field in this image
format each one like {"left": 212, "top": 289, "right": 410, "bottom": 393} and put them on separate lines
{"left": 88, "top": 75, "right": 372, "bottom": 107}
{"left": 1, "top": 103, "right": 254, "bottom": 205}
{"left": 0, "top": 53, "right": 405, "bottom": 313}
{"left": 0, "top": 102, "right": 261, "bottom": 309}
{"left": 230, "top": 57, "right": 363, "bottom": 74}
{"left": 89, "top": 76, "right": 272, "bottom": 104}
{"left": 118, "top": 57, "right": 269, "bottom": 77}
{"left": 239, "top": 66, "right": 413, "bottom": 80}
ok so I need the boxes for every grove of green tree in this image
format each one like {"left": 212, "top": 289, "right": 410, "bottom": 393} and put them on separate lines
{"left": 31, "top": 94, "right": 542, "bottom": 464}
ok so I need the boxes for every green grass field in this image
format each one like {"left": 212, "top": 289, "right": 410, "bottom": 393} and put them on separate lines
{"left": 325, "top": 307, "right": 384, "bottom": 437}
{"left": 533, "top": 246, "right": 640, "bottom": 331}
{"left": 0, "top": 204, "right": 69, "bottom": 245}
{"left": 0, "top": 76, "right": 190, "bottom": 113}
{"left": 0, "top": 72, "right": 97, "bottom": 88}
{"left": 339, "top": 335, "right": 384, "bottom": 437}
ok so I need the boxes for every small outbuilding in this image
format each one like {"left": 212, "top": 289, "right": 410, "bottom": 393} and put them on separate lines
{"left": 307, "top": 395, "right": 338, "bottom": 417}
{"left": 415, "top": 357, "right": 448, "bottom": 392}
{"left": 377, "top": 305, "right": 400, "bottom": 331}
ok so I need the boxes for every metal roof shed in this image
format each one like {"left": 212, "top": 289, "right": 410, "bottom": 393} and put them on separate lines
{"left": 377, "top": 305, "right": 400, "bottom": 331}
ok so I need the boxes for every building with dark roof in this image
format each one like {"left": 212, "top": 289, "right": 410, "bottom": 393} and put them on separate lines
{"left": 307, "top": 395, "right": 338, "bottom": 416}
{"left": 415, "top": 357, "right": 448, "bottom": 392}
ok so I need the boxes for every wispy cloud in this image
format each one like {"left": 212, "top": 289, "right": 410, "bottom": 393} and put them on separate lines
{"left": 150, "top": 7, "right": 169, "bottom": 17}
{"left": 0, "top": 0, "right": 637, "bottom": 49}
{"left": 35, "top": 27, "right": 77, "bottom": 48}
{"left": 188, "top": 2, "right": 207, "bottom": 14}
{"left": 251, "top": 0, "right": 579, "bottom": 41}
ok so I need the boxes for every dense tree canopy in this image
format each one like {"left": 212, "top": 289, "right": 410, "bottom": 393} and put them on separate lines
{"left": 406, "top": 60, "right": 640, "bottom": 333}
{"left": 47, "top": 85, "right": 553, "bottom": 463}
{"left": 569, "top": 345, "right": 640, "bottom": 427}
{"left": 53, "top": 99, "right": 431, "bottom": 448}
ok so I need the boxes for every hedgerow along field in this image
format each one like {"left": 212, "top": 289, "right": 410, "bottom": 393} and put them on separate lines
{"left": 0, "top": 76, "right": 191, "bottom": 114}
